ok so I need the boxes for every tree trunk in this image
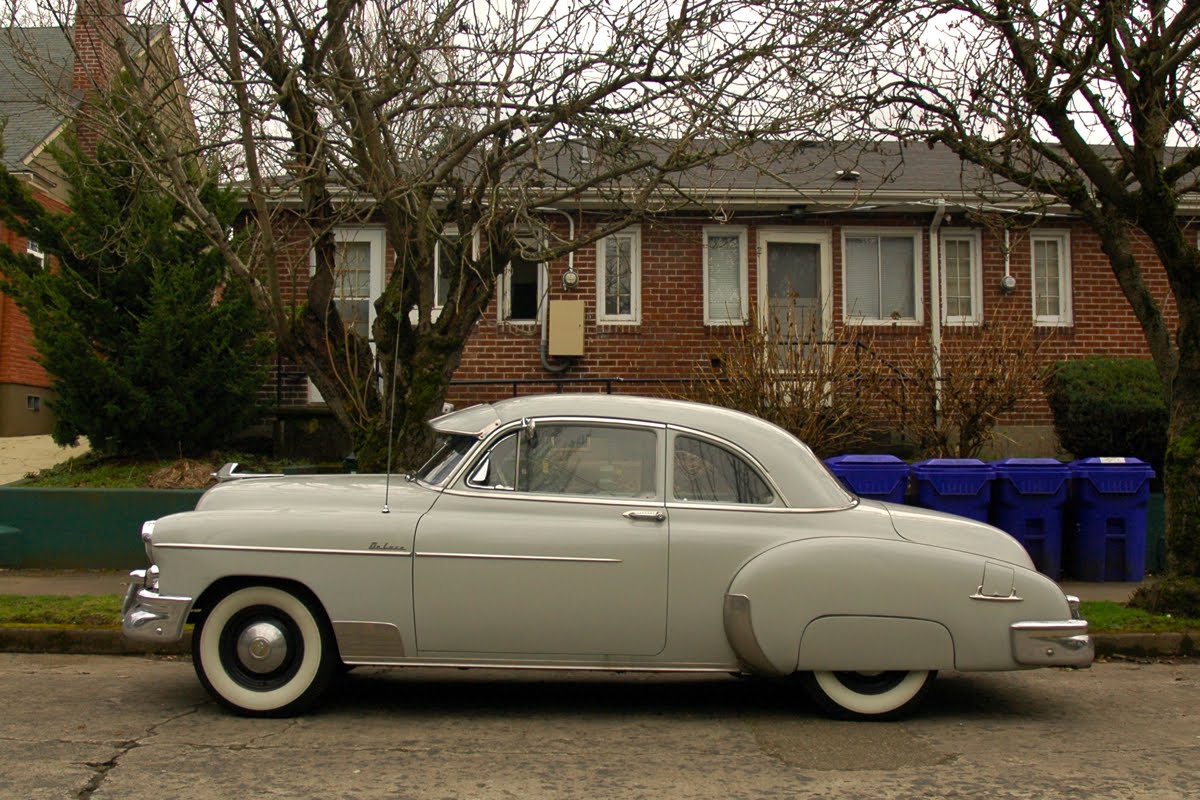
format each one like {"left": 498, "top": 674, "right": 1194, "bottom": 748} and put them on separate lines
{"left": 1164, "top": 288, "right": 1200, "bottom": 578}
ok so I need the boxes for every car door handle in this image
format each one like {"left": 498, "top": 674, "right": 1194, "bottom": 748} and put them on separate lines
{"left": 623, "top": 510, "right": 666, "bottom": 523}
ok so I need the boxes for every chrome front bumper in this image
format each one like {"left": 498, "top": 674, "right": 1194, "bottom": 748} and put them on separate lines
{"left": 1010, "top": 596, "right": 1093, "bottom": 667}
{"left": 121, "top": 568, "right": 194, "bottom": 643}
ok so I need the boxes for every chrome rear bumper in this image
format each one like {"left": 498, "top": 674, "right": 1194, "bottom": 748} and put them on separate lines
{"left": 1011, "top": 619, "right": 1093, "bottom": 667}
{"left": 121, "top": 568, "right": 193, "bottom": 643}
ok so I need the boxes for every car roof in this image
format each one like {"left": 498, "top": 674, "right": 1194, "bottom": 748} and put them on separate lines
{"left": 430, "top": 394, "right": 854, "bottom": 510}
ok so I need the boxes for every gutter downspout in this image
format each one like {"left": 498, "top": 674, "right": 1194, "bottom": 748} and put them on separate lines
{"left": 929, "top": 200, "right": 947, "bottom": 422}
{"left": 537, "top": 208, "right": 575, "bottom": 374}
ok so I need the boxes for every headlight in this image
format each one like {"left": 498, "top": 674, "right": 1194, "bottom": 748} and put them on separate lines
{"left": 141, "top": 520, "right": 157, "bottom": 564}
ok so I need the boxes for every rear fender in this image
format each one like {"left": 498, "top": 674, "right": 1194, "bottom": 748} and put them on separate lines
{"left": 724, "top": 537, "right": 982, "bottom": 674}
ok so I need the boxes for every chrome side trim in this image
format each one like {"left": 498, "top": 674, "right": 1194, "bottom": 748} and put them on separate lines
{"left": 333, "top": 621, "right": 407, "bottom": 661}
{"left": 722, "top": 593, "right": 785, "bottom": 677}
{"left": 1011, "top": 620, "right": 1093, "bottom": 667}
{"left": 970, "top": 587, "right": 1024, "bottom": 602}
{"left": 154, "top": 543, "right": 411, "bottom": 557}
{"left": 415, "top": 551, "right": 622, "bottom": 564}
{"left": 341, "top": 659, "right": 736, "bottom": 672}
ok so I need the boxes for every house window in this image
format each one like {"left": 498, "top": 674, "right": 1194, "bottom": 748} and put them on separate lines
{"left": 26, "top": 395, "right": 41, "bottom": 412}
{"left": 941, "top": 229, "right": 982, "bottom": 325}
{"left": 842, "top": 230, "right": 921, "bottom": 324}
{"left": 704, "top": 226, "right": 748, "bottom": 325}
{"left": 501, "top": 253, "right": 544, "bottom": 323}
{"left": 433, "top": 229, "right": 460, "bottom": 311}
{"left": 27, "top": 240, "right": 45, "bottom": 269}
{"left": 1031, "top": 231, "right": 1071, "bottom": 326}
{"left": 309, "top": 228, "right": 385, "bottom": 402}
{"left": 596, "top": 227, "right": 641, "bottom": 324}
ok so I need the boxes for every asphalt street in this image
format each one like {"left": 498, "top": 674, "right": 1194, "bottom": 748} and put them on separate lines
{"left": 1, "top": 654, "right": 1196, "bottom": 799}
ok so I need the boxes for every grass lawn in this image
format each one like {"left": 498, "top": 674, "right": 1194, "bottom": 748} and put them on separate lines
{"left": 1080, "top": 601, "right": 1200, "bottom": 634}
{"left": 0, "top": 595, "right": 1196, "bottom": 634}
{"left": 0, "top": 594, "right": 123, "bottom": 628}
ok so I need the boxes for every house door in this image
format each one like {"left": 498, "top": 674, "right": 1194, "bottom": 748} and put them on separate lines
{"left": 757, "top": 230, "right": 832, "bottom": 358}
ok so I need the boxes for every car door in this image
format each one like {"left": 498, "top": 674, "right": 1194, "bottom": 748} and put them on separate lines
{"left": 412, "top": 418, "right": 669, "bottom": 657}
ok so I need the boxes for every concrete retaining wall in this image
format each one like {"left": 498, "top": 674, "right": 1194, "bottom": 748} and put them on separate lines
{"left": 0, "top": 488, "right": 204, "bottom": 569}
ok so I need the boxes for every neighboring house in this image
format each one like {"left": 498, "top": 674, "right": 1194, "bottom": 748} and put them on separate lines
{"left": 270, "top": 142, "right": 1181, "bottom": 457}
{"left": 0, "top": 1, "right": 170, "bottom": 436}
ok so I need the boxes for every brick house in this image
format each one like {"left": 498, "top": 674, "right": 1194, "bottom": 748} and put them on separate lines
{"left": 0, "top": 0, "right": 170, "bottom": 436}
{"left": 268, "top": 143, "right": 1181, "bottom": 457}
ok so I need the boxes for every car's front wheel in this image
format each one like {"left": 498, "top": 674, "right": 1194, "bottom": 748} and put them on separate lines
{"left": 801, "top": 670, "right": 935, "bottom": 719}
{"left": 193, "top": 584, "right": 338, "bottom": 716}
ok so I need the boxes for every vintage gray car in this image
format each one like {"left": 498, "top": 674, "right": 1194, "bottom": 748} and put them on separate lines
{"left": 123, "top": 394, "right": 1091, "bottom": 718}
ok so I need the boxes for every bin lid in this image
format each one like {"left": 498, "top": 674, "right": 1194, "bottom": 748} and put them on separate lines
{"left": 912, "top": 458, "right": 994, "bottom": 473}
{"left": 1070, "top": 457, "right": 1155, "bottom": 493}
{"left": 991, "top": 458, "right": 1069, "bottom": 495}
{"left": 991, "top": 457, "right": 1069, "bottom": 470}
{"left": 911, "top": 458, "right": 994, "bottom": 495}
{"left": 825, "top": 454, "right": 907, "bottom": 467}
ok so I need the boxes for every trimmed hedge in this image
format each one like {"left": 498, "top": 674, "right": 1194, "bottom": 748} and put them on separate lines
{"left": 1046, "top": 358, "right": 1168, "bottom": 472}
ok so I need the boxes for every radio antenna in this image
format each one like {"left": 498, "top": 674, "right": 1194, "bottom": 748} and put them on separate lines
{"left": 381, "top": 317, "right": 402, "bottom": 514}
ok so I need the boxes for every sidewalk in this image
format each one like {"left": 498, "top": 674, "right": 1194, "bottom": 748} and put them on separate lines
{"left": 0, "top": 435, "right": 89, "bottom": 484}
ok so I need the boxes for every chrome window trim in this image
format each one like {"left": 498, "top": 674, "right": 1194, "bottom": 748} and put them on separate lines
{"left": 449, "top": 416, "right": 667, "bottom": 499}
{"left": 666, "top": 425, "right": 784, "bottom": 508}
{"left": 440, "top": 486, "right": 665, "bottom": 509}
{"left": 154, "top": 543, "right": 412, "bottom": 557}
{"left": 665, "top": 500, "right": 854, "bottom": 514}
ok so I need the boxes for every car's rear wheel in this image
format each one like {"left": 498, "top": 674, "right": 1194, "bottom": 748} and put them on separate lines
{"left": 193, "top": 584, "right": 337, "bottom": 717}
{"left": 801, "top": 669, "right": 935, "bottom": 719}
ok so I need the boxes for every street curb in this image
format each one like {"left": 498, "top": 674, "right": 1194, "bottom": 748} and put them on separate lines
{"left": 1093, "top": 632, "right": 1196, "bottom": 658}
{"left": 0, "top": 627, "right": 1193, "bottom": 659}
{"left": 0, "top": 627, "right": 190, "bottom": 656}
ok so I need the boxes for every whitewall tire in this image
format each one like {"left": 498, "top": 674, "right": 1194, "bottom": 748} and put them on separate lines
{"left": 193, "top": 585, "right": 337, "bottom": 717}
{"left": 802, "top": 670, "right": 935, "bottom": 719}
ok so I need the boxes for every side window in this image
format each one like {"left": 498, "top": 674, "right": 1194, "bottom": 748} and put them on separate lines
{"left": 468, "top": 424, "right": 658, "bottom": 498}
{"left": 673, "top": 435, "right": 774, "bottom": 505}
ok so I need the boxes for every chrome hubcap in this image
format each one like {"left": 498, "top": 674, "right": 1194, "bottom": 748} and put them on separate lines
{"left": 236, "top": 621, "right": 289, "bottom": 674}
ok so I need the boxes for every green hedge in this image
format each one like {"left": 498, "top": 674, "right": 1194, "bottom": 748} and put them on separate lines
{"left": 1046, "top": 358, "right": 1168, "bottom": 472}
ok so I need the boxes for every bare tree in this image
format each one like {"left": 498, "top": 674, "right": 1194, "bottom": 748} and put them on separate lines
{"left": 826, "top": 0, "right": 1200, "bottom": 582}
{"left": 7, "top": 0, "right": 867, "bottom": 469}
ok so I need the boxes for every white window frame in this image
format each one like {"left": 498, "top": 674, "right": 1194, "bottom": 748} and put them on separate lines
{"left": 703, "top": 225, "right": 749, "bottom": 326}
{"left": 1030, "top": 230, "right": 1072, "bottom": 327}
{"left": 940, "top": 228, "right": 982, "bottom": 326}
{"left": 595, "top": 226, "right": 642, "bottom": 325}
{"left": 840, "top": 228, "right": 923, "bottom": 325}
{"left": 27, "top": 239, "right": 45, "bottom": 269}
{"left": 498, "top": 237, "right": 546, "bottom": 325}
{"left": 308, "top": 227, "right": 386, "bottom": 403}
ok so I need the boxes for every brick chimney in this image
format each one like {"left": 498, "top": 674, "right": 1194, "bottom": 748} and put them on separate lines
{"left": 73, "top": 0, "right": 125, "bottom": 153}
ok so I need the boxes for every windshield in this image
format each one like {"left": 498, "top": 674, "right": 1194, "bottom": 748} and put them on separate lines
{"left": 415, "top": 434, "right": 477, "bottom": 486}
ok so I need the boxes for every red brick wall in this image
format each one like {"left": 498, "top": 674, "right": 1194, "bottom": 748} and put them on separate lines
{"left": 268, "top": 212, "right": 1176, "bottom": 428}
{"left": 0, "top": 188, "right": 69, "bottom": 389}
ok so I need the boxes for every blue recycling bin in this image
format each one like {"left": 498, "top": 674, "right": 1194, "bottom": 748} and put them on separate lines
{"left": 911, "top": 458, "right": 995, "bottom": 523}
{"left": 824, "top": 455, "right": 910, "bottom": 503}
{"left": 1069, "top": 457, "right": 1156, "bottom": 581}
{"left": 990, "top": 458, "right": 1070, "bottom": 578}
